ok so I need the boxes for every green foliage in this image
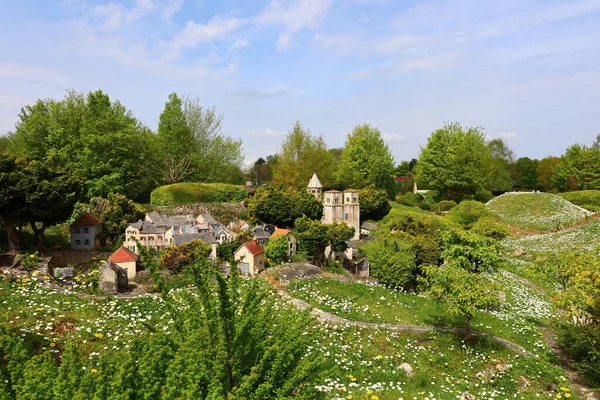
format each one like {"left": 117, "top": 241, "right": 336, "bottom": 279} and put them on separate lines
{"left": 418, "top": 203, "right": 431, "bottom": 211}
{"left": 271, "top": 121, "right": 335, "bottom": 190}
{"left": 486, "top": 138, "right": 514, "bottom": 192}
{"left": 161, "top": 239, "right": 213, "bottom": 274}
{"left": 420, "top": 263, "right": 501, "bottom": 335}
{"left": 360, "top": 235, "right": 418, "bottom": 288}
{"left": 537, "top": 156, "right": 560, "bottom": 191}
{"left": 559, "top": 190, "right": 600, "bottom": 212}
{"left": 9, "top": 90, "right": 155, "bottom": 202}
{"left": 474, "top": 189, "right": 493, "bottom": 203}
{"left": 514, "top": 157, "right": 538, "bottom": 189}
{"left": 150, "top": 182, "right": 247, "bottom": 206}
{"left": 445, "top": 200, "right": 491, "bottom": 228}
{"left": 432, "top": 200, "right": 457, "bottom": 213}
{"left": 294, "top": 216, "right": 354, "bottom": 267}
{"left": 416, "top": 122, "right": 493, "bottom": 201}
{"left": 245, "top": 186, "right": 323, "bottom": 228}
{"left": 264, "top": 234, "right": 289, "bottom": 265}
{"left": 217, "top": 239, "right": 243, "bottom": 263}
{"left": 556, "top": 322, "right": 600, "bottom": 387}
{"left": 441, "top": 229, "right": 501, "bottom": 273}
{"left": 358, "top": 186, "right": 391, "bottom": 221}
{"left": 552, "top": 143, "right": 600, "bottom": 191}
{"left": 70, "top": 192, "right": 146, "bottom": 242}
{"left": 334, "top": 124, "right": 396, "bottom": 196}
{"left": 471, "top": 216, "right": 510, "bottom": 240}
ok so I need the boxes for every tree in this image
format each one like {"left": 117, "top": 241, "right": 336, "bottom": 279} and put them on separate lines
{"left": 271, "top": 122, "right": 334, "bottom": 190}
{"left": 360, "top": 235, "right": 417, "bottom": 288}
{"left": 514, "top": 157, "right": 538, "bottom": 189}
{"left": 486, "top": 139, "right": 513, "bottom": 192}
{"left": 160, "top": 239, "right": 212, "bottom": 274}
{"left": 264, "top": 234, "right": 289, "bottom": 265}
{"left": 8, "top": 90, "right": 155, "bottom": 202}
{"left": 441, "top": 229, "right": 501, "bottom": 273}
{"left": 245, "top": 186, "right": 323, "bottom": 228}
{"left": 552, "top": 144, "right": 600, "bottom": 191}
{"left": 334, "top": 124, "right": 395, "bottom": 196}
{"left": 70, "top": 193, "right": 146, "bottom": 243}
{"left": 294, "top": 216, "right": 354, "bottom": 266}
{"left": 358, "top": 186, "right": 391, "bottom": 221}
{"left": 416, "top": 123, "right": 493, "bottom": 201}
{"left": 420, "top": 263, "right": 500, "bottom": 337}
{"left": 537, "top": 156, "right": 560, "bottom": 191}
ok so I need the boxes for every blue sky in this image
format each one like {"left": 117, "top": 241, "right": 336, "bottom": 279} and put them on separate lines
{"left": 1, "top": 0, "right": 599, "bottom": 166}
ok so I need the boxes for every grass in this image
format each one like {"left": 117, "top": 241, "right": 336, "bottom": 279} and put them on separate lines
{"left": 388, "top": 201, "right": 430, "bottom": 214}
{"left": 502, "top": 218, "right": 600, "bottom": 254}
{"left": 559, "top": 190, "right": 600, "bottom": 212}
{"left": 486, "top": 192, "right": 592, "bottom": 231}
{"left": 289, "top": 276, "right": 555, "bottom": 359}
{"left": 0, "top": 275, "right": 574, "bottom": 399}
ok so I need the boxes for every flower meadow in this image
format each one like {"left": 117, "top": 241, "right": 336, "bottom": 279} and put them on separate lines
{"left": 0, "top": 273, "right": 575, "bottom": 399}
{"left": 486, "top": 192, "right": 593, "bottom": 231}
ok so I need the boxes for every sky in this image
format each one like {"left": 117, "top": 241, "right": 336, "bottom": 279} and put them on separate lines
{"left": 1, "top": 0, "right": 599, "bottom": 166}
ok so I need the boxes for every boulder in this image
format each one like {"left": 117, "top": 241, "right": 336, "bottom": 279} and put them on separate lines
{"left": 399, "top": 362, "right": 413, "bottom": 378}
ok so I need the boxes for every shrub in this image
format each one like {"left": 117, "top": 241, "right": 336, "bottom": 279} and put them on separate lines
{"left": 358, "top": 186, "right": 391, "bottom": 221}
{"left": 471, "top": 216, "right": 511, "bottom": 240}
{"left": 395, "top": 196, "right": 416, "bottom": 207}
{"left": 418, "top": 203, "right": 431, "bottom": 211}
{"left": 559, "top": 190, "right": 600, "bottom": 212}
{"left": 441, "top": 229, "right": 501, "bottom": 273}
{"left": 360, "top": 235, "right": 418, "bottom": 288}
{"left": 245, "top": 186, "right": 323, "bottom": 228}
{"left": 556, "top": 322, "right": 600, "bottom": 387}
{"left": 432, "top": 200, "right": 457, "bottom": 214}
{"left": 445, "top": 200, "right": 490, "bottom": 228}
{"left": 150, "top": 183, "right": 247, "bottom": 206}
{"left": 474, "top": 189, "right": 494, "bottom": 203}
{"left": 161, "top": 240, "right": 213, "bottom": 274}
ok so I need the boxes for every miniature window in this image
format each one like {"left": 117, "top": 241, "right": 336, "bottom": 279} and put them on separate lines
{"left": 345, "top": 213, "right": 349, "bottom": 220}
{"left": 76, "top": 240, "right": 81, "bottom": 245}
{"left": 75, "top": 228, "right": 80, "bottom": 234}
{"left": 346, "top": 197, "right": 350, "bottom": 203}
{"left": 353, "top": 197, "right": 357, "bottom": 202}
{"left": 327, "top": 198, "right": 330, "bottom": 203}
{"left": 84, "top": 239, "right": 89, "bottom": 245}
{"left": 84, "top": 227, "right": 89, "bottom": 234}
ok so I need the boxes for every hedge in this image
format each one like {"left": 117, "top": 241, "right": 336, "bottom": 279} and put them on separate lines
{"left": 559, "top": 190, "right": 600, "bottom": 212}
{"left": 150, "top": 183, "right": 247, "bottom": 206}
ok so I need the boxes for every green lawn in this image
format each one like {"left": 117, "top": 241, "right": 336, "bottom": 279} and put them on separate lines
{"left": 486, "top": 192, "right": 592, "bottom": 231}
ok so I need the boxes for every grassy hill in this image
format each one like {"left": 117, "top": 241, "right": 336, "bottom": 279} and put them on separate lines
{"left": 486, "top": 192, "right": 592, "bottom": 231}
{"left": 559, "top": 190, "right": 600, "bottom": 212}
{"left": 150, "top": 182, "right": 247, "bottom": 206}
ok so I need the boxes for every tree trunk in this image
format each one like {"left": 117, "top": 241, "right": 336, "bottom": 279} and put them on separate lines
{"left": 5, "top": 223, "right": 21, "bottom": 252}
{"left": 30, "top": 221, "right": 48, "bottom": 248}
{"left": 464, "top": 315, "right": 472, "bottom": 338}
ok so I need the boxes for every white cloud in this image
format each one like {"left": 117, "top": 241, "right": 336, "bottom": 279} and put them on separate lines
{"left": 315, "top": 32, "right": 426, "bottom": 56}
{"left": 229, "top": 38, "right": 249, "bottom": 50}
{"left": 248, "top": 128, "right": 284, "bottom": 136}
{"left": 172, "top": 16, "right": 244, "bottom": 49}
{"left": 383, "top": 133, "right": 405, "bottom": 142}
{"left": 161, "top": 0, "right": 184, "bottom": 22}
{"left": 501, "top": 131, "right": 517, "bottom": 140}
{"left": 255, "top": 0, "right": 333, "bottom": 50}
{"left": 397, "top": 53, "right": 458, "bottom": 71}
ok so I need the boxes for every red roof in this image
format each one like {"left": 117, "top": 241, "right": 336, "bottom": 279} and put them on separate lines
{"left": 244, "top": 240, "right": 264, "bottom": 256}
{"left": 70, "top": 212, "right": 102, "bottom": 228}
{"left": 108, "top": 246, "right": 139, "bottom": 263}
{"left": 271, "top": 228, "right": 293, "bottom": 238}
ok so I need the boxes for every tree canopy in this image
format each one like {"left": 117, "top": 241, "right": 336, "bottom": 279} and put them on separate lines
{"left": 245, "top": 186, "right": 323, "bottom": 228}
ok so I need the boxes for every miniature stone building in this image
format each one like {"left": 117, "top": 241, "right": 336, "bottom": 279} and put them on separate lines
{"left": 99, "top": 261, "right": 128, "bottom": 295}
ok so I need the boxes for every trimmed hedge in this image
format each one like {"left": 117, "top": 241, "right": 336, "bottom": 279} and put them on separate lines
{"left": 559, "top": 190, "right": 600, "bottom": 212}
{"left": 150, "top": 183, "right": 247, "bottom": 206}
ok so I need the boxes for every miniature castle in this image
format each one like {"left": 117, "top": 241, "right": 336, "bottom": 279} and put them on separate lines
{"left": 307, "top": 173, "right": 360, "bottom": 240}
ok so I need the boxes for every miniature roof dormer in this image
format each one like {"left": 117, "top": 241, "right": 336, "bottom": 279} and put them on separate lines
{"left": 307, "top": 173, "right": 322, "bottom": 189}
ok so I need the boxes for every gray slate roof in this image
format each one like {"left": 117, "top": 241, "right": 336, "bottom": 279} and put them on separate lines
{"left": 254, "top": 227, "right": 272, "bottom": 240}
{"left": 146, "top": 212, "right": 194, "bottom": 228}
{"left": 173, "top": 232, "right": 217, "bottom": 246}
{"left": 307, "top": 173, "right": 322, "bottom": 188}
{"left": 198, "top": 213, "right": 218, "bottom": 224}
{"left": 129, "top": 221, "right": 167, "bottom": 234}
{"left": 361, "top": 222, "right": 380, "bottom": 231}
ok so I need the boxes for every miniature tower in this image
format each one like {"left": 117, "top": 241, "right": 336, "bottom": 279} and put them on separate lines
{"left": 307, "top": 173, "right": 323, "bottom": 200}
{"left": 342, "top": 190, "right": 360, "bottom": 240}
{"left": 323, "top": 189, "right": 360, "bottom": 240}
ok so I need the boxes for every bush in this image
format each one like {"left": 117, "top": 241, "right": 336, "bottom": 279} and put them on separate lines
{"left": 471, "top": 216, "right": 511, "bottom": 240}
{"left": 418, "top": 203, "right": 431, "bottom": 211}
{"left": 559, "top": 190, "right": 600, "bottom": 212}
{"left": 360, "top": 235, "right": 418, "bottom": 288}
{"left": 358, "top": 186, "right": 391, "bottom": 221}
{"left": 556, "top": 322, "right": 600, "bottom": 387}
{"left": 441, "top": 229, "right": 501, "bottom": 273}
{"left": 432, "top": 200, "right": 457, "bottom": 214}
{"left": 474, "top": 190, "right": 494, "bottom": 203}
{"left": 150, "top": 183, "right": 247, "bottom": 206}
{"left": 161, "top": 240, "right": 213, "bottom": 274}
{"left": 445, "top": 200, "right": 491, "bottom": 228}
{"left": 395, "top": 196, "right": 416, "bottom": 207}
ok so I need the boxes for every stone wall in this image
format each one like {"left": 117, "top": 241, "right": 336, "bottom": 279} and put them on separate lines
{"left": 43, "top": 249, "right": 112, "bottom": 268}
{"left": 153, "top": 203, "right": 247, "bottom": 225}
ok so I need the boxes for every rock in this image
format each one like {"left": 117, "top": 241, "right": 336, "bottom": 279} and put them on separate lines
{"left": 512, "top": 248, "right": 525, "bottom": 257}
{"left": 458, "top": 393, "right": 475, "bottom": 400}
{"left": 54, "top": 267, "right": 75, "bottom": 279}
{"left": 398, "top": 362, "right": 413, "bottom": 378}
{"left": 497, "top": 291, "right": 506, "bottom": 306}
{"left": 274, "top": 262, "right": 322, "bottom": 284}
{"left": 518, "top": 376, "right": 530, "bottom": 390}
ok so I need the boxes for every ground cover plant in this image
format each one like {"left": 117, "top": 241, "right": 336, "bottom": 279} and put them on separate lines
{"left": 486, "top": 192, "right": 592, "bottom": 231}
{"left": 559, "top": 190, "right": 600, "bottom": 212}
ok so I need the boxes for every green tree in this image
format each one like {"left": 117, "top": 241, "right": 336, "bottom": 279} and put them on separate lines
{"left": 358, "top": 186, "right": 391, "bottom": 221}
{"left": 536, "top": 156, "right": 560, "bottom": 191}
{"left": 334, "top": 124, "right": 395, "bottom": 196}
{"left": 294, "top": 216, "right": 354, "bottom": 266}
{"left": 0, "top": 136, "right": 9, "bottom": 154}
{"left": 264, "top": 234, "right": 289, "bottom": 265}
{"left": 272, "top": 122, "right": 334, "bottom": 190}
{"left": 360, "top": 235, "right": 418, "bottom": 288}
{"left": 552, "top": 144, "right": 600, "bottom": 191}
{"left": 486, "top": 139, "right": 514, "bottom": 192}
{"left": 161, "top": 239, "right": 213, "bottom": 274}
{"left": 445, "top": 200, "right": 491, "bottom": 229}
{"left": 441, "top": 229, "right": 501, "bottom": 273}
{"left": 514, "top": 157, "right": 538, "bottom": 189}
{"left": 245, "top": 186, "right": 323, "bottom": 228}
{"left": 420, "top": 263, "right": 500, "bottom": 337}
{"left": 416, "top": 122, "right": 493, "bottom": 201}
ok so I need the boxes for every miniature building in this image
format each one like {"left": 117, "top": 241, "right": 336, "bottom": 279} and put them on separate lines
{"left": 108, "top": 246, "right": 139, "bottom": 280}
{"left": 69, "top": 212, "right": 104, "bottom": 250}
{"left": 307, "top": 173, "right": 323, "bottom": 200}
{"left": 99, "top": 261, "right": 128, "bottom": 295}
{"left": 234, "top": 240, "right": 265, "bottom": 276}
{"left": 270, "top": 228, "right": 297, "bottom": 259}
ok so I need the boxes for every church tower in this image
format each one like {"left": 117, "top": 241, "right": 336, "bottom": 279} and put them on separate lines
{"left": 307, "top": 173, "right": 323, "bottom": 200}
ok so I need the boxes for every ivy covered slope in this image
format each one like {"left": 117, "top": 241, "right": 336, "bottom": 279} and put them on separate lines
{"left": 150, "top": 182, "right": 247, "bottom": 206}
{"left": 486, "top": 192, "right": 593, "bottom": 231}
